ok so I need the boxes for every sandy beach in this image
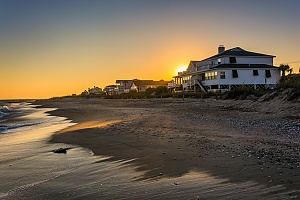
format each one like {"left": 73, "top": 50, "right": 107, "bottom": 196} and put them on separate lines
{"left": 34, "top": 97, "right": 300, "bottom": 199}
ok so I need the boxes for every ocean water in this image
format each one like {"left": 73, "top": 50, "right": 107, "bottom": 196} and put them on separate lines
{"left": 0, "top": 102, "right": 298, "bottom": 199}
{"left": 0, "top": 102, "right": 95, "bottom": 199}
{"left": 0, "top": 102, "right": 21, "bottom": 131}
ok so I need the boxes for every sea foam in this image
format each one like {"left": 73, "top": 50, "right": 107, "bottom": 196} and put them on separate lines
{"left": 0, "top": 103, "right": 21, "bottom": 118}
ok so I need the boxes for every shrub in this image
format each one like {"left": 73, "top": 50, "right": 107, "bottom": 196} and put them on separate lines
{"left": 155, "top": 86, "right": 168, "bottom": 95}
{"left": 222, "top": 86, "right": 268, "bottom": 99}
{"left": 277, "top": 74, "right": 300, "bottom": 90}
{"left": 145, "top": 88, "right": 156, "bottom": 96}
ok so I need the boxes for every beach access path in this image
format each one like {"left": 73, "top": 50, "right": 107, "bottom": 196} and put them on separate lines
{"left": 35, "top": 97, "right": 300, "bottom": 197}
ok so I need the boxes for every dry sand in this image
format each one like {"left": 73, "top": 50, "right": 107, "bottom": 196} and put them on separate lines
{"left": 34, "top": 97, "right": 300, "bottom": 197}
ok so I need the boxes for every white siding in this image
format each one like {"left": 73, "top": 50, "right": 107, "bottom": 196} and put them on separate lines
{"left": 197, "top": 56, "right": 273, "bottom": 70}
{"left": 223, "top": 57, "right": 273, "bottom": 65}
{"left": 202, "top": 69, "right": 280, "bottom": 86}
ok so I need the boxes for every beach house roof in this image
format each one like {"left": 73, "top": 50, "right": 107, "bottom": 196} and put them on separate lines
{"left": 204, "top": 47, "right": 275, "bottom": 62}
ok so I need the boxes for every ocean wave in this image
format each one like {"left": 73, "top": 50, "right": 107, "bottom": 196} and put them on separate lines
{"left": 0, "top": 111, "right": 8, "bottom": 118}
{"left": 0, "top": 121, "right": 43, "bottom": 134}
{"left": 0, "top": 102, "right": 44, "bottom": 133}
{"left": 0, "top": 106, "right": 10, "bottom": 118}
{"left": 0, "top": 103, "right": 21, "bottom": 118}
{"left": 1, "top": 103, "right": 21, "bottom": 110}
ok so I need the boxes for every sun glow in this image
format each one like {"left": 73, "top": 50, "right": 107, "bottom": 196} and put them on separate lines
{"left": 176, "top": 65, "right": 188, "bottom": 74}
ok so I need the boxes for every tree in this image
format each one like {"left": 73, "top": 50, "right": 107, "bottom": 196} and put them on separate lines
{"left": 155, "top": 86, "right": 168, "bottom": 96}
{"left": 279, "top": 64, "right": 290, "bottom": 78}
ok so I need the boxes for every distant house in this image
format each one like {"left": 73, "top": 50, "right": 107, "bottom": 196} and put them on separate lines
{"left": 116, "top": 80, "right": 135, "bottom": 94}
{"left": 80, "top": 90, "right": 88, "bottom": 96}
{"left": 80, "top": 86, "right": 103, "bottom": 96}
{"left": 132, "top": 80, "right": 174, "bottom": 92}
{"left": 174, "top": 46, "right": 280, "bottom": 92}
{"left": 104, "top": 85, "right": 118, "bottom": 95}
{"left": 116, "top": 79, "right": 174, "bottom": 93}
{"left": 88, "top": 86, "right": 103, "bottom": 95}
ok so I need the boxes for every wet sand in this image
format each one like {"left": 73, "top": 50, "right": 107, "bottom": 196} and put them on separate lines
{"left": 34, "top": 97, "right": 300, "bottom": 198}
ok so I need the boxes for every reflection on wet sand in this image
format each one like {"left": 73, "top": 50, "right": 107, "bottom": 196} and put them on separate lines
{"left": 57, "top": 120, "right": 122, "bottom": 134}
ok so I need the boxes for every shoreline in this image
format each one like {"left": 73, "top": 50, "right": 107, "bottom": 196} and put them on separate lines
{"left": 34, "top": 97, "right": 300, "bottom": 196}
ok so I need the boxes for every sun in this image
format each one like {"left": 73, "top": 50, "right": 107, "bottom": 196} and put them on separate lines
{"left": 176, "top": 65, "right": 188, "bottom": 74}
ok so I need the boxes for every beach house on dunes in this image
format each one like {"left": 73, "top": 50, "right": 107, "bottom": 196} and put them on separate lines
{"left": 174, "top": 46, "right": 280, "bottom": 92}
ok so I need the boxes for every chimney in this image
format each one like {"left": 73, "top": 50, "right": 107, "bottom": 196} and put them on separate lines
{"left": 218, "top": 45, "right": 225, "bottom": 54}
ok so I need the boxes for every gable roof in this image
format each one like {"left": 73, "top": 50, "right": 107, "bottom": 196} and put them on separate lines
{"left": 204, "top": 47, "right": 275, "bottom": 61}
{"left": 104, "top": 85, "right": 117, "bottom": 88}
{"left": 186, "top": 61, "right": 198, "bottom": 71}
{"left": 116, "top": 80, "right": 133, "bottom": 83}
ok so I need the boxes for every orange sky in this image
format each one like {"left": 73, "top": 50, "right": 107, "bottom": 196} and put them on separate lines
{"left": 1, "top": 0, "right": 299, "bottom": 99}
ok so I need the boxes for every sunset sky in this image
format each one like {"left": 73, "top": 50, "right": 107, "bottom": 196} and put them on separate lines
{"left": 1, "top": 0, "right": 300, "bottom": 99}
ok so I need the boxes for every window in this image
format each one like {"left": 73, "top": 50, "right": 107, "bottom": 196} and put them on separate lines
{"left": 232, "top": 70, "right": 238, "bottom": 78}
{"left": 205, "top": 73, "right": 209, "bottom": 80}
{"left": 220, "top": 71, "right": 226, "bottom": 79}
{"left": 253, "top": 70, "right": 259, "bottom": 76}
{"left": 206, "top": 72, "right": 218, "bottom": 80}
{"left": 229, "top": 57, "right": 237, "bottom": 63}
{"left": 218, "top": 58, "right": 221, "bottom": 64}
{"left": 214, "top": 71, "right": 218, "bottom": 79}
{"left": 265, "top": 70, "right": 271, "bottom": 78}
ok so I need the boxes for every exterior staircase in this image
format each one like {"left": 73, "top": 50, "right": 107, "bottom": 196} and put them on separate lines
{"left": 195, "top": 79, "right": 208, "bottom": 92}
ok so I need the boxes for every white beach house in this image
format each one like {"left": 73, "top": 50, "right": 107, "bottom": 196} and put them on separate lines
{"left": 174, "top": 46, "right": 280, "bottom": 92}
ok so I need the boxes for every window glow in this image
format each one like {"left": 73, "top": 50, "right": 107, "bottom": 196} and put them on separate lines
{"left": 220, "top": 71, "right": 226, "bottom": 79}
